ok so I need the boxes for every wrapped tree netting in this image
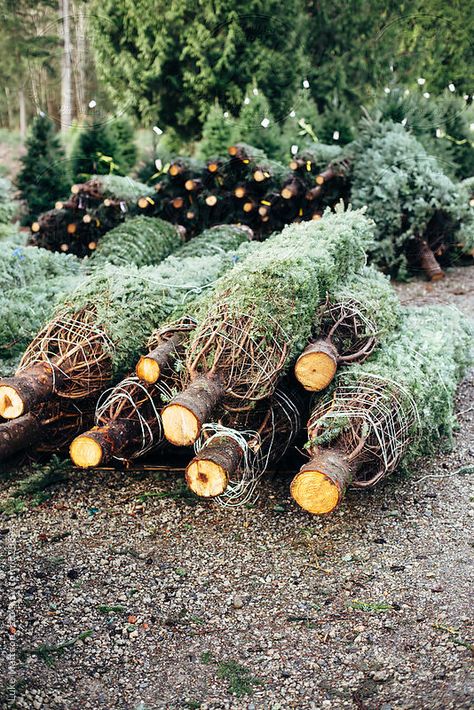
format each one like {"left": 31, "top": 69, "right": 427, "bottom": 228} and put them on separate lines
{"left": 349, "top": 120, "right": 474, "bottom": 279}
{"left": 161, "top": 206, "right": 374, "bottom": 446}
{"left": 0, "top": 225, "right": 253, "bottom": 421}
{"left": 69, "top": 376, "right": 173, "bottom": 468}
{"left": 186, "top": 381, "right": 307, "bottom": 504}
{"left": 291, "top": 305, "right": 473, "bottom": 515}
{"left": 88, "top": 216, "right": 184, "bottom": 268}
{"left": 0, "top": 399, "right": 94, "bottom": 461}
{"left": 294, "top": 266, "right": 401, "bottom": 391}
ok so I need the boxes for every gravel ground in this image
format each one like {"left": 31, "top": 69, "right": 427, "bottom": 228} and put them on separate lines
{"left": 1, "top": 265, "right": 473, "bottom": 710}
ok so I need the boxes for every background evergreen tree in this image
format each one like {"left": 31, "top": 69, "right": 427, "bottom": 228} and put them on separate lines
{"left": 16, "top": 114, "right": 70, "bottom": 224}
{"left": 197, "top": 102, "right": 236, "bottom": 159}
{"left": 280, "top": 88, "right": 322, "bottom": 159}
{"left": 71, "top": 120, "right": 122, "bottom": 182}
{"left": 237, "top": 84, "right": 282, "bottom": 158}
{"left": 110, "top": 116, "right": 138, "bottom": 174}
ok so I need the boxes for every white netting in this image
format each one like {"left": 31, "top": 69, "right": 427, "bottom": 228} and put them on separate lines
{"left": 322, "top": 296, "right": 378, "bottom": 363}
{"left": 193, "top": 386, "right": 303, "bottom": 506}
{"left": 95, "top": 375, "right": 173, "bottom": 461}
{"left": 19, "top": 308, "right": 114, "bottom": 399}
{"left": 308, "top": 372, "right": 420, "bottom": 487}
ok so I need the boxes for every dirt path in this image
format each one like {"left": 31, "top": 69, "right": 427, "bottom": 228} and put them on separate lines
{"left": 1, "top": 266, "right": 473, "bottom": 710}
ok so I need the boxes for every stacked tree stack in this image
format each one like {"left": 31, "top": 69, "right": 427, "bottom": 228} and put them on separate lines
{"left": 28, "top": 175, "right": 154, "bottom": 257}
{"left": 137, "top": 143, "right": 350, "bottom": 238}
{"left": 0, "top": 224, "right": 253, "bottom": 461}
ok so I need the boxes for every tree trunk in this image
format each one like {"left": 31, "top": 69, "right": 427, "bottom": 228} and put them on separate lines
{"left": 70, "top": 419, "right": 138, "bottom": 468}
{"left": 60, "top": 0, "right": 73, "bottom": 131}
{"left": 290, "top": 447, "right": 351, "bottom": 515}
{"left": 136, "top": 334, "right": 182, "bottom": 384}
{"left": 19, "top": 88, "right": 26, "bottom": 140}
{"left": 72, "top": 0, "right": 87, "bottom": 119}
{"left": 0, "top": 363, "right": 57, "bottom": 419}
{"left": 161, "top": 375, "right": 224, "bottom": 446}
{"left": 0, "top": 414, "right": 42, "bottom": 461}
{"left": 186, "top": 436, "right": 243, "bottom": 497}
{"left": 415, "top": 238, "right": 445, "bottom": 281}
{"left": 294, "top": 338, "right": 338, "bottom": 391}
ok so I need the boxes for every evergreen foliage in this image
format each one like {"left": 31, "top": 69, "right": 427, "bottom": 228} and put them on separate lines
{"left": 189, "top": 206, "right": 374, "bottom": 389}
{"left": 374, "top": 88, "right": 474, "bottom": 179}
{"left": 0, "top": 177, "right": 16, "bottom": 224}
{"left": 89, "top": 216, "right": 182, "bottom": 268}
{"left": 60, "top": 248, "right": 247, "bottom": 379}
{"left": 109, "top": 116, "right": 138, "bottom": 174}
{"left": 0, "top": 245, "right": 83, "bottom": 366}
{"left": 197, "top": 102, "right": 237, "bottom": 160}
{"left": 71, "top": 121, "right": 122, "bottom": 182}
{"left": 349, "top": 120, "right": 474, "bottom": 277}
{"left": 90, "top": 0, "right": 306, "bottom": 140}
{"left": 309, "top": 305, "right": 473, "bottom": 467}
{"left": 237, "top": 85, "right": 282, "bottom": 159}
{"left": 16, "top": 115, "right": 70, "bottom": 224}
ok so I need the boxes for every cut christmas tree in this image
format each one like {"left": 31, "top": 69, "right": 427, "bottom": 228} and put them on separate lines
{"left": 291, "top": 306, "right": 472, "bottom": 515}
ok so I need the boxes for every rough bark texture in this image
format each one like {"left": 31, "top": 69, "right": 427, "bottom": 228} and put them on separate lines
{"left": 0, "top": 363, "right": 57, "bottom": 419}
{"left": 70, "top": 419, "right": 137, "bottom": 468}
{"left": 162, "top": 375, "right": 224, "bottom": 446}
{"left": 0, "top": 413, "right": 42, "bottom": 460}
{"left": 136, "top": 334, "right": 182, "bottom": 383}
{"left": 186, "top": 436, "right": 243, "bottom": 497}
{"left": 416, "top": 238, "right": 445, "bottom": 281}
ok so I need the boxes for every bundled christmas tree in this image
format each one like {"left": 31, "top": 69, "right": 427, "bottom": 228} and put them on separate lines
{"left": 0, "top": 224, "right": 253, "bottom": 423}
{"left": 349, "top": 120, "right": 474, "bottom": 279}
{"left": 16, "top": 115, "right": 70, "bottom": 225}
{"left": 0, "top": 244, "right": 83, "bottom": 370}
{"left": 294, "top": 266, "right": 400, "bottom": 391}
{"left": 185, "top": 381, "right": 307, "bottom": 502}
{"left": 161, "top": 207, "right": 373, "bottom": 447}
{"left": 291, "top": 306, "right": 472, "bottom": 515}
{"left": 88, "top": 216, "right": 184, "bottom": 268}
{"left": 29, "top": 175, "right": 154, "bottom": 256}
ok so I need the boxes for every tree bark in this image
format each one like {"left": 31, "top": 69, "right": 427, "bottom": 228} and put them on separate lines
{"left": 186, "top": 436, "right": 243, "bottom": 497}
{"left": 161, "top": 375, "right": 224, "bottom": 446}
{"left": 60, "top": 0, "right": 73, "bottom": 131}
{"left": 0, "top": 414, "right": 42, "bottom": 461}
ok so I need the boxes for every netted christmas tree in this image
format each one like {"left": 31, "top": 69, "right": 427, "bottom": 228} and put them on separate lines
{"left": 16, "top": 115, "right": 70, "bottom": 225}
{"left": 294, "top": 266, "right": 401, "bottom": 391}
{"left": 0, "top": 244, "right": 83, "bottom": 369}
{"left": 161, "top": 206, "right": 374, "bottom": 446}
{"left": 291, "top": 305, "right": 472, "bottom": 515}
{"left": 88, "top": 216, "right": 183, "bottom": 268}
{"left": 0, "top": 224, "right": 253, "bottom": 422}
{"left": 29, "top": 175, "right": 154, "bottom": 256}
{"left": 349, "top": 120, "right": 474, "bottom": 279}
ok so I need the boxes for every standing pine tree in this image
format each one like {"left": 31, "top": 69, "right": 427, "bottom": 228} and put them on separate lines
{"left": 110, "top": 116, "right": 138, "bottom": 174}
{"left": 197, "top": 102, "right": 236, "bottom": 159}
{"left": 16, "top": 114, "right": 70, "bottom": 225}
{"left": 71, "top": 120, "right": 122, "bottom": 182}
{"left": 237, "top": 84, "right": 282, "bottom": 158}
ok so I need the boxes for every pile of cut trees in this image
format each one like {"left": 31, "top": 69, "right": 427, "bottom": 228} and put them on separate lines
{"left": 1, "top": 208, "right": 470, "bottom": 515}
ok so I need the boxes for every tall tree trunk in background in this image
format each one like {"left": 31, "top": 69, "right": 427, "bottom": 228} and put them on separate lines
{"left": 60, "top": 0, "right": 73, "bottom": 131}
{"left": 73, "top": 0, "right": 87, "bottom": 119}
{"left": 19, "top": 88, "right": 26, "bottom": 139}
{"left": 4, "top": 88, "right": 13, "bottom": 129}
